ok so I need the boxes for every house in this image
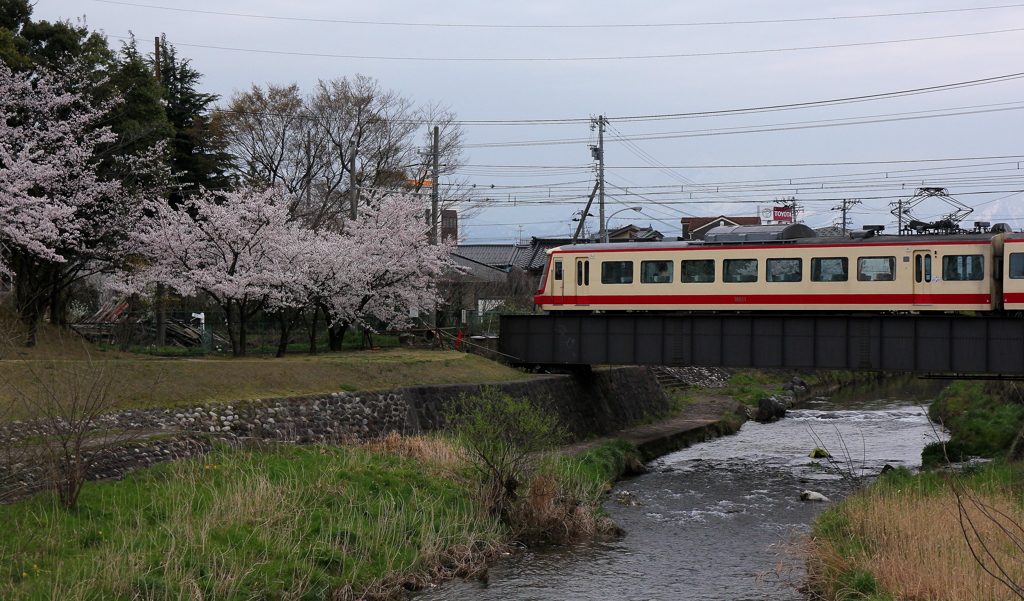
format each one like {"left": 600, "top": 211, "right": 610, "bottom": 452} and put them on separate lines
{"left": 607, "top": 224, "right": 664, "bottom": 241}
{"left": 679, "top": 216, "right": 761, "bottom": 240}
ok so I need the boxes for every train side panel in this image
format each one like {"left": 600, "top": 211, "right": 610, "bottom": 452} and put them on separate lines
{"left": 1003, "top": 237, "right": 1024, "bottom": 310}
{"left": 535, "top": 239, "right": 993, "bottom": 312}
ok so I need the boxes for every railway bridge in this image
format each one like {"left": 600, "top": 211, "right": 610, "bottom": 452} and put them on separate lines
{"left": 500, "top": 313, "right": 1024, "bottom": 378}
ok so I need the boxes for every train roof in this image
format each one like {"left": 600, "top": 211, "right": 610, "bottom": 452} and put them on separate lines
{"left": 545, "top": 228, "right": 1011, "bottom": 254}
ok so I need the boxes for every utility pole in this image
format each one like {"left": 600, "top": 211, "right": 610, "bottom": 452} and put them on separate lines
{"left": 431, "top": 125, "right": 440, "bottom": 244}
{"left": 590, "top": 116, "right": 607, "bottom": 242}
{"left": 154, "top": 36, "right": 166, "bottom": 348}
{"left": 348, "top": 138, "right": 359, "bottom": 220}
{"left": 831, "top": 199, "right": 862, "bottom": 234}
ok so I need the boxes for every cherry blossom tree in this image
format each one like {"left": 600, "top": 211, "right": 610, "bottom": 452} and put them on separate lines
{"left": 130, "top": 186, "right": 306, "bottom": 356}
{"left": 321, "top": 193, "right": 454, "bottom": 349}
{"left": 0, "top": 62, "right": 158, "bottom": 345}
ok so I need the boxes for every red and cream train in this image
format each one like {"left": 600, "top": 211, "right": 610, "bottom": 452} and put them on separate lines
{"left": 534, "top": 223, "right": 1024, "bottom": 313}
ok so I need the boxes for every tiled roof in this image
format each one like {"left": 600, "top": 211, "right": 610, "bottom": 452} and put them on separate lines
{"left": 449, "top": 254, "right": 509, "bottom": 282}
{"left": 452, "top": 244, "right": 519, "bottom": 268}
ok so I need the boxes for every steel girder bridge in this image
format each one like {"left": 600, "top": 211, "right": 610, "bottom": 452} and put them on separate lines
{"left": 500, "top": 313, "right": 1024, "bottom": 378}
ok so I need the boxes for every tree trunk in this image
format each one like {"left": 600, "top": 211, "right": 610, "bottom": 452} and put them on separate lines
{"left": 307, "top": 306, "right": 319, "bottom": 355}
{"left": 224, "top": 302, "right": 241, "bottom": 357}
{"left": 275, "top": 310, "right": 294, "bottom": 358}
{"left": 328, "top": 322, "right": 349, "bottom": 352}
{"left": 237, "top": 305, "right": 248, "bottom": 357}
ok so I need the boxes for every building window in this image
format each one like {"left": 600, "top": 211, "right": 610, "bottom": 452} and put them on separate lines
{"left": 858, "top": 256, "right": 896, "bottom": 281}
{"left": 640, "top": 260, "right": 673, "bottom": 283}
{"left": 601, "top": 261, "right": 634, "bottom": 284}
{"left": 766, "top": 258, "right": 802, "bottom": 282}
{"left": 680, "top": 259, "right": 715, "bottom": 283}
{"left": 811, "top": 257, "right": 848, "bottom": 282}
{"left": 942, "top": 254, "right": 984, "bottom": 281}
{"left": 723, "top": 259, "right": 758, "bottom": 283}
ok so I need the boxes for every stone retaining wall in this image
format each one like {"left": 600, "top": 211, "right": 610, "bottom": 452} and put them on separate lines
{"left": 0, "top": 366, "right": 671, "bottom": 494}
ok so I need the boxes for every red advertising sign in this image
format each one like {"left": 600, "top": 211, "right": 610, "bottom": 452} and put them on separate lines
{"left": 773, "top": 206, "right": 794, "bottom": 222}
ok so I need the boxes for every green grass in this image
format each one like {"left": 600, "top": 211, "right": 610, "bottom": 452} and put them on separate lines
{"left": 0, "top": 348, "right": 526, "bottom": 418}
{"left": 923, "top": 381, "right": 1024, "bottom": 465}
{"left": 0, "top": 437, "right": 641, "bottom": 600}
{"left": 0, "top": 443, "right": 506, "bottom": 600}
{"left": 719, "top": 385, "right": 784, "bottom": 406}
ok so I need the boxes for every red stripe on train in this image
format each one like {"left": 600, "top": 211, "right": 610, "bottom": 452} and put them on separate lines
{"left": 534, "top": 293, "right": 990, "bottom": 305}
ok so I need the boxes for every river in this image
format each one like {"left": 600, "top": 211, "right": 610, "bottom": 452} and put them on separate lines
{"left": 416, "top": 376, "right": 948, "bottom": 601}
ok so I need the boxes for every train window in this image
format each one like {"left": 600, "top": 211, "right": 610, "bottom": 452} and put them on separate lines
{"left": 1010, "top": 254, "right": 1024, "bottom": 279}
{"left": 577, "top": 261, "right": 583, "bottom": 286}
{"left": 811, "top": 257, "right": 848, "bottom": 282}
{"left": 640, "top": 260, "right": 674, "bottom": 284}
{"left": 857, "top": 256, "right": 896, "bottom": 281}
{"left": 554, "top": 261, "right": 563, "bottom": 281}
{"left": 767, "top": 258, "right": 802, "bottom": 282}
{"left": 584, "top": 261, "right": 590, "bottom": 286}
{"left": 680, "top": 259, "right": 715, "bottom": 283}
{"left": 723, "top": 259, "right": 758, "bottom": 283}
{"left": 942, "top": 255, "right": 984, "bottom": 281}
{"left": 601, "top": 261, "right": 633, "bottom": 284}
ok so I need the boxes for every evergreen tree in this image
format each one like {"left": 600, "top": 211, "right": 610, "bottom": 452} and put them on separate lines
{"left": 153, "top": 35, "right": 234, "bottom": 205}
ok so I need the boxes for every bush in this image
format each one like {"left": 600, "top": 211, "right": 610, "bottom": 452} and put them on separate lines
{"left": 926, "top": 381, "right": 1024, "bottom": 463}
{"left": 443, "top": 387, "right": 565, "bottom": 517}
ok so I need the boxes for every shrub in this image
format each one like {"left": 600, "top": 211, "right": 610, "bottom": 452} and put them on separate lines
{"left": 926, "top": 381, "right": 1024, "bottom": 463}
{"left": 443, "top": 387, "right": 565, "bottom": 518}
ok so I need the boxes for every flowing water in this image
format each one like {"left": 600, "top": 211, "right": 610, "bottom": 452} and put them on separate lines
{"left": 416, "top": 376, "right": 948, "bottom": 601}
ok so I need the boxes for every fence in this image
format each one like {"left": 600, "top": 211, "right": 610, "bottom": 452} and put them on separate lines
{"left": 67, "top": 310, "right": 531, "bottom": 357}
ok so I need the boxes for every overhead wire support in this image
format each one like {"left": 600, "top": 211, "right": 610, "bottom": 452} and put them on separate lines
{"left": 831, "top": 199, "right": 863, "bottom": 234}
{"left": 590, "top": 116, "right": 608, "bottom": 242}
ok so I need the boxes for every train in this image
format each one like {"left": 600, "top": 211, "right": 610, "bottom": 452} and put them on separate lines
{"left": 533, "top": 223, "right": 1024, "bottom": 313}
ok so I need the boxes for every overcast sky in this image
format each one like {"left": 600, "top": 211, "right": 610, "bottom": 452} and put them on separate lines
{"left": 34, "top": 0, "right": 1024, "bottom": 242}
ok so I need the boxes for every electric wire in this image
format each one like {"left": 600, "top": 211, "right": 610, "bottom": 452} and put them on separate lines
{"left": 91, "top": 0, "right": 1024, "bottom": 29}
{"left": 111, "top": 25, "right": 1024, "bottom": 63}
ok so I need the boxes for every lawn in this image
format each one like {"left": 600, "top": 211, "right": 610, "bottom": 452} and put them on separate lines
{"left": 0, "top": 323, "right": 526, "bottom": 416}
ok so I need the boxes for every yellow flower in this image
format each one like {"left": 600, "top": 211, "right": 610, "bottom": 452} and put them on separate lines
{"left": 205, "top": 466, "right": 210, "bottom": 469}
{"left": 98, "top": 531, "right": 102, "bottom": 535}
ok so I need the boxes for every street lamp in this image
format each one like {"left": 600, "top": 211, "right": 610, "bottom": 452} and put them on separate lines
{"left": 603, "top": 206, "right": 643, "bottom": 243}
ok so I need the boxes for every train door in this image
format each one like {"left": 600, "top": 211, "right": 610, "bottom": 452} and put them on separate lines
{"left": 553, "top": 258, "right": 565, "bottom": 305}
{"left": 570, "top": 256, "right": 591, "bottom": 306}
{"left": 913, "top": 249, "right": 933, "bottom": 305}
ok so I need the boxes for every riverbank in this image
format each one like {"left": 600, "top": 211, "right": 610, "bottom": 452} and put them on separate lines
{"left": 0, "top": 434, "right": 650, "bottom": 600}
{"left": 0, "top": 358, "right": 847, "bottom": 600}
{"left": 807, "top": 463, "right": 1024, "bottom": 601}
{"left": 805, "top": 378, "right": 1024, "bottom": 600}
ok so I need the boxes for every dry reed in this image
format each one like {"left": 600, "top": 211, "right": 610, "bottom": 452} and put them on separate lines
{"left": 812, "top": 486, "right": 1024, "bottom": 600}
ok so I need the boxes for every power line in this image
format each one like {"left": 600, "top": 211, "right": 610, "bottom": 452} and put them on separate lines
{"left": 458, "top": 155, "right": 1024, "bottom": 169}
{"left": 112, "top": 25, "right": 1024, "bottom": 63}
{"left": 92, "top": 0, "right": 1024, "bottom": 28}
{"left": 191, "top": 70, "right": 1024, "bottom": 126}
{"left": 465, "top": 102, "right": 1024, "bottom": 148}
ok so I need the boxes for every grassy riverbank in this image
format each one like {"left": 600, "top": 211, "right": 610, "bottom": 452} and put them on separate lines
{"left": 807, "top": 379, "right": 1024, "bottom": 600}
{"left": 0, "top": 436, "right": 640, "bottom": 600}
{"left": 808, "top": 463, "right": 1024, "bottom": 601}
{"left": 0, "top": 343, "right": 524, "bottom": 419}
